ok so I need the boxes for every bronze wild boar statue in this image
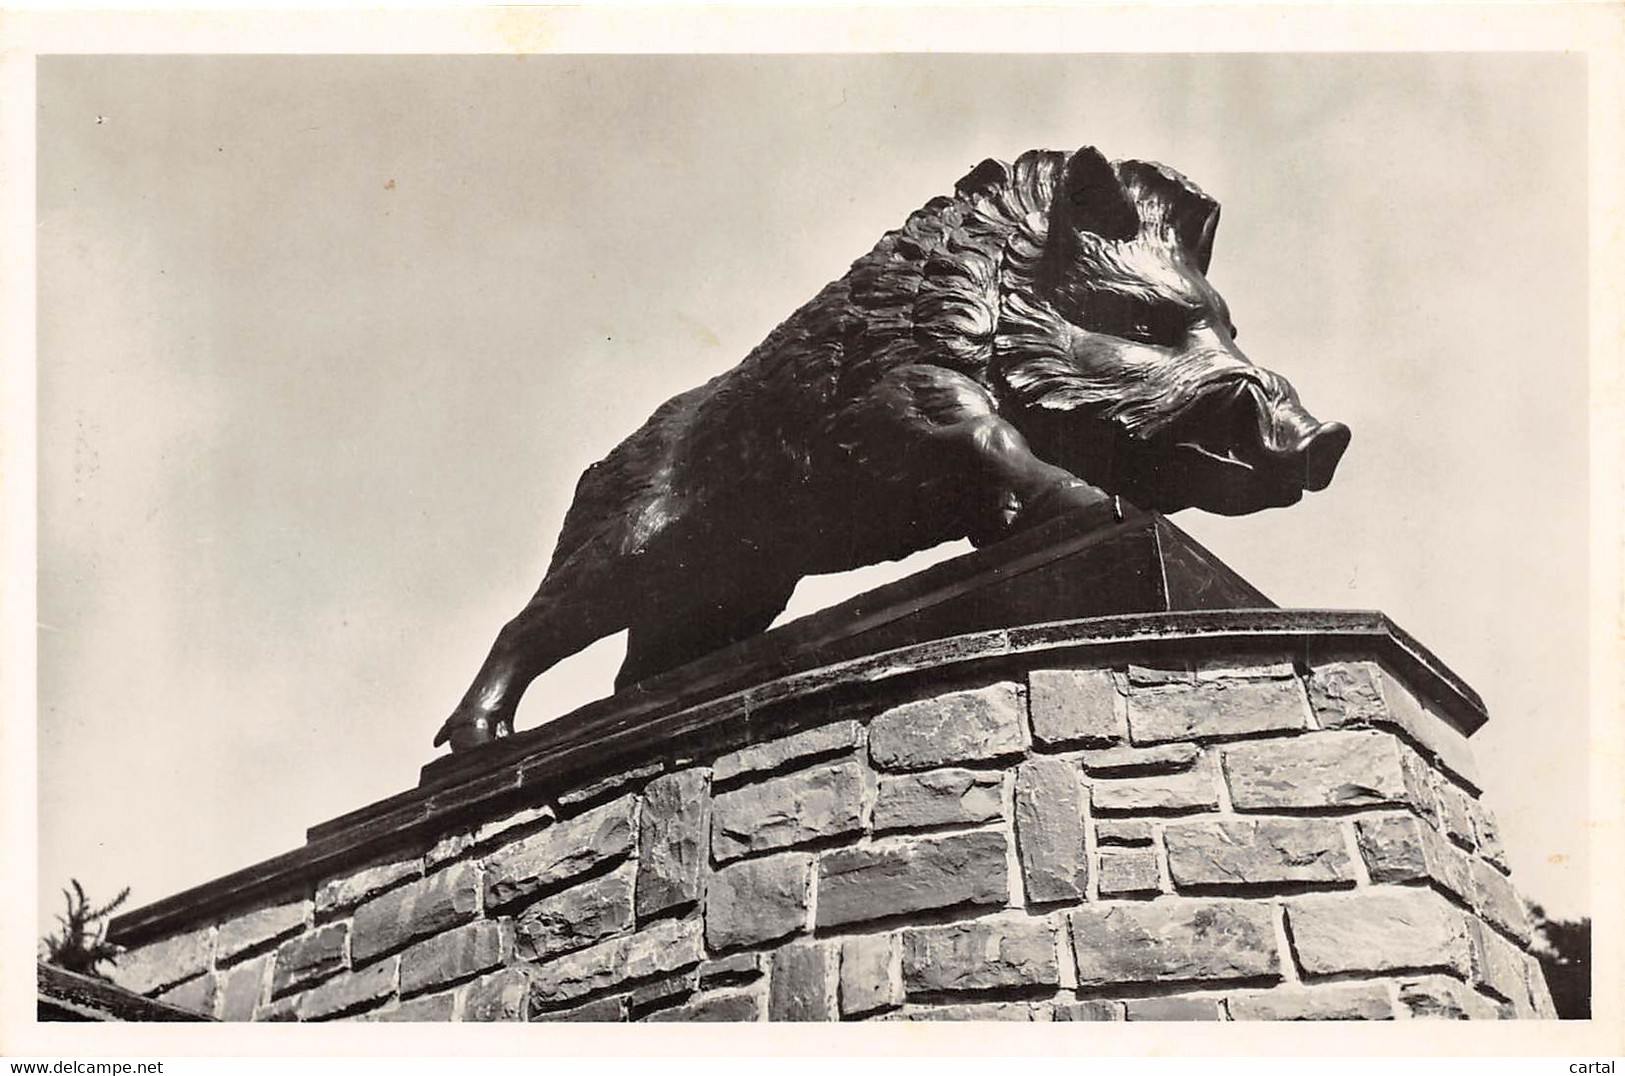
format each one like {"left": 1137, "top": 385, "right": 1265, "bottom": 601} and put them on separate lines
{"left": 436, "top": 146, "right": 1349, "bottom": 751}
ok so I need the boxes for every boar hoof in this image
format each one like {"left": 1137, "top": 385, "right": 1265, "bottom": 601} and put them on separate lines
{"left": 434, "top": 707, "right": 513, "bottom": 752}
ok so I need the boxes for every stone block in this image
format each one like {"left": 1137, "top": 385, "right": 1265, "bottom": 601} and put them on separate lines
{"left": 427, "top": 806, "right": 554, "bottom": 870}
{"left": 460, "top": 968, "right": 532, "bottom": 1022}
{"left": 297, "top": 956, "right": 397, "bottom": 1021}
{"left": 528, "top": 916, "right": 703, "bottom": 1007}
{"left": 270, "top": 923, "right": 348, "bottom": 998}
{"left": 1378, "top": 674, "right": 1482, "bottom": 790}
{"left": 351, "top": 861, "right": 479, "bottom": 965}
{"left": 1165, "top": 818, "right": 1355, "bottom": 891}
{"left": 1434, "top": 779, "right": 1478, "bottom": 850}
{"left": 556, "top": 760, "right": 662, "bottom": 809}
{"left": 1089, "top": 754, "right": 1220, "bottom": 815}
{"left": 1466, "top": 796, "right": 1509, "bottom": 871}
{"left": 315, "top": 855, "right": 420, "bottom": 917}
{"left": 1070, "top": 901, "right": 1279, "bottom": 986}
{"left": 839, "top": 933, "right": 902, "bottom": 1016}
{"left": 1097, "top": 849, "right": 1161, "bottom": 897}
{"left": 1014, "top": 757, "right": 1087, "bottom": 903}
{"left": 1223, "top": 730, "right": 1413, "bottom": 811}
{"left": 1124, "top": 996, "right": 1223, "bottom": 1021}
{"left": 893, "top": 1002, "right": 1035, "bottom": 1021}
{"left": 868, "top": 683, "right": 1026, "bottom": 771}
{"left": 372, "top": 992, "right": 457, "bottom": 1022}
{"left": 1398, "top": 749, "right": 1443, "bottom": 829}
{"left": 513, "top": 861, "right": 635, "bottom": 961}
{"left": 216, "top": 954, "right": 269, "bottom": 1022}
{"left": 155, "top": 974, "right": 217, "bottom": 1018}
{"left": 1053, "top": 1000, "right": 1124, "bottom": 1021}
{"left": 637, "top": 768, "right": 710, "bottom": 919}
{"left": 901, "top": 916, "right": 1058, "bottom": 994}
{"left": 1028, "top": 668, "right": 1125, "bottom": 747}
{"left": 1127, "top": 678, "right": 1309, "bottom": 745}
{"left": 1305, "top": 659, "right": 1388, "bottom": 728}
{"left": 108, "top": 925, "right": 215, "bottom": 996}
{"left": 1522, "top": 950, "right": 1560, "bottom": 1019}
{"left": 645, "top": 990, "right": 761, "bottom": 1022}
{"left": 1081, "top": 743, "right": 1199, "bottom": 776}
{"left": 629, "top": 972, "right": 698, "bottom": 1016}
{"left": 1226, "top": 984, "right": 1394, "bottom": 1020}
{"left": 254, "top": 996, "right": 300, "bottom": 1022}
{"left": 1094, "top": 819, "right": 1154, "bottom": 847}
{"left": 1308, "top": 660, "right": 1482, "bottom": 789}
{"left": 816, "top": 831, "right": 1008, "bottom": 929}
{"left": 769, "top": 942, "right": 837, "bottom": 1021}
{"left": 484, "top": 794, "right": 637, "bottom": 909}
{"left": 698, "top": 952, "right": 763, "bottom": 989}
{"left": 399, "top": 920, "right": 509, "bottom": 997}
{"left": 215, "top": 900, "right": 308, "bottom": 965}
{"left": 713, "top": 721, "right": 862, "bottom": 783}
{"left": 1354, "top": 813, "right": 1470, "bottom": 901}
{"left": 711, "top": 758, "right": 866, "bottom": 862}
{"left": 1286, "top": 888, "right": 1471, "bottom": 978}
{"left": 1468, "top": 919, "right": 1535, "bottom": 1016}
{"left": 706, "top": 852, "right": 811, "bottom": 951}
{"left": 534, "top": 996, "right": 627, "bottom": 1022}
{"left": 1395, "top": 975, "right": 1472, "bottom": 1019}
{"left": 1468, "top": 857, "right": 1531, "bottom": 943}
{"left": 872, "top": 768, "right": 1002, "bottom": 833}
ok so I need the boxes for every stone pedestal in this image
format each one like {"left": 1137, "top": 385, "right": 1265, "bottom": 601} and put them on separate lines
{"left": 105, "top": 515, "right": 1557, "bottom": 1021}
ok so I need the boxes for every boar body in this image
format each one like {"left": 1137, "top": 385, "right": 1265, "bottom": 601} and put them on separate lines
{"left": 436, "top": 146, "right": 1349, "bottom": 751}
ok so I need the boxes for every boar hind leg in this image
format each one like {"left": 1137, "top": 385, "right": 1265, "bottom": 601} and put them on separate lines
{"left": 616, "top": 553, "right": 797, "bottom": 691}
{"left": 848, "top": 364, "right": 1121, "bottom": 544}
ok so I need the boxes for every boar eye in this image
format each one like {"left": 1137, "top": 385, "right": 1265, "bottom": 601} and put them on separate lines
{"left": 1082, "top": 292, "right": 1193, "bottom": 348}
{"left": 1121, "top": 302, "right": 1191, "bottom": 348}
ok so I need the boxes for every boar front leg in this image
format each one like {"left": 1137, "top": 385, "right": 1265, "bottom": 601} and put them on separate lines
{"left": 844, "top": 364, "right": 1122, "bottom": 543}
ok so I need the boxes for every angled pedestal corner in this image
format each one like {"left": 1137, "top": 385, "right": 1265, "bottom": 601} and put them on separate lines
{"left": 103, "top": 518, "right": 1556, "bottom": 1022}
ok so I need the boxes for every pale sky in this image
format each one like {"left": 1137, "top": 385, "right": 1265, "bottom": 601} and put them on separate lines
{"left": 35, "top": 53, "right": 1590, "bottom": 930}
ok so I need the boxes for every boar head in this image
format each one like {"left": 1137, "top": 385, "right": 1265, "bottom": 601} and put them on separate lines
{"left": 995, "top": 147, "right": 1350, "bottom": 517}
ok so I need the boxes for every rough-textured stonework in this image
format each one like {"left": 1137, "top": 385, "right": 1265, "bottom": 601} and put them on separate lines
{"left": 513, "top": 862, "right": 634, "bottom": 961}
{"left": 637, "top": 769, "right": 710, "bottom": 919}
{"left": 1069, "top": 901, "right": 1280, "bottom": 986}
{"left": 839, "top": 933, "right": 902, "bottom": 1016}
{"left": 706, "top": 853, "right": 811, "bottom": 951}
{"left": 482, "top": 795, "right": 636, "bottom": 910}
{"left": 215, "top": 900, "right": 307, "bottom": 965}
{"left": 351, "top": 863, "right": 481, "bottom": 966}
{"left": 1127, "top": 677, "right": 1310, "bottom": 744}
{"left": 1013, "top": 758, "right": 1087, "bottom": 903}
{"left": 711, "top": 759, "right": 866, "bottom": 861}
{"left": 901, "top": 917, "right": 1059, "bottom": 993}
{"left": 1028, "top": 668, "right": 1124, "bottom": 747}
{"left": 868, "top": 683, "right": 1027, "bottom": 771}
{"left": 873, "top": 768, "right": 1002, "bottom": 833}
{"left": 816, "top": 831, "right": 1009, "bottom": 929}
{"left": 103, "top": 625, "right": 1554, "bottom": 1023}
{"left": 1164, "top": 818, "right": 1355, "bottom": 891}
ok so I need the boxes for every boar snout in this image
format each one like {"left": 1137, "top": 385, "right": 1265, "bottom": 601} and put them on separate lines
{"left": 1256, "top": 403, "right": 1350, "bottom": 493}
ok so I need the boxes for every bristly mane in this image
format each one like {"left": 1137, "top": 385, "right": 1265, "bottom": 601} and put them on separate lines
{"left": 547, "top": 147, "right": 1220, "bottom": 574}
{"left": 838, "top": 146, "right": 1224, "bottom": 434}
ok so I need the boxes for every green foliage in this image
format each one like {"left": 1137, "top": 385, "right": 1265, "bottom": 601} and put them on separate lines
{"left": 1527, "top": 901, "right": 1590, "bottom": 1019}
{"left": 41, "top": 878, "right": 130, "bottom": 980}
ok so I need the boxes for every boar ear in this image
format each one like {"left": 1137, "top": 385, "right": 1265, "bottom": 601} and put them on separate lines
{"left": 1117, "top": 160, "right": 1221, "bottom": 273}
{"left": 1054, "top": 147, "right": 1140, "bottom": 241}
{"left": 955, "top": 157, "right": 1011, "bottom": 200}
